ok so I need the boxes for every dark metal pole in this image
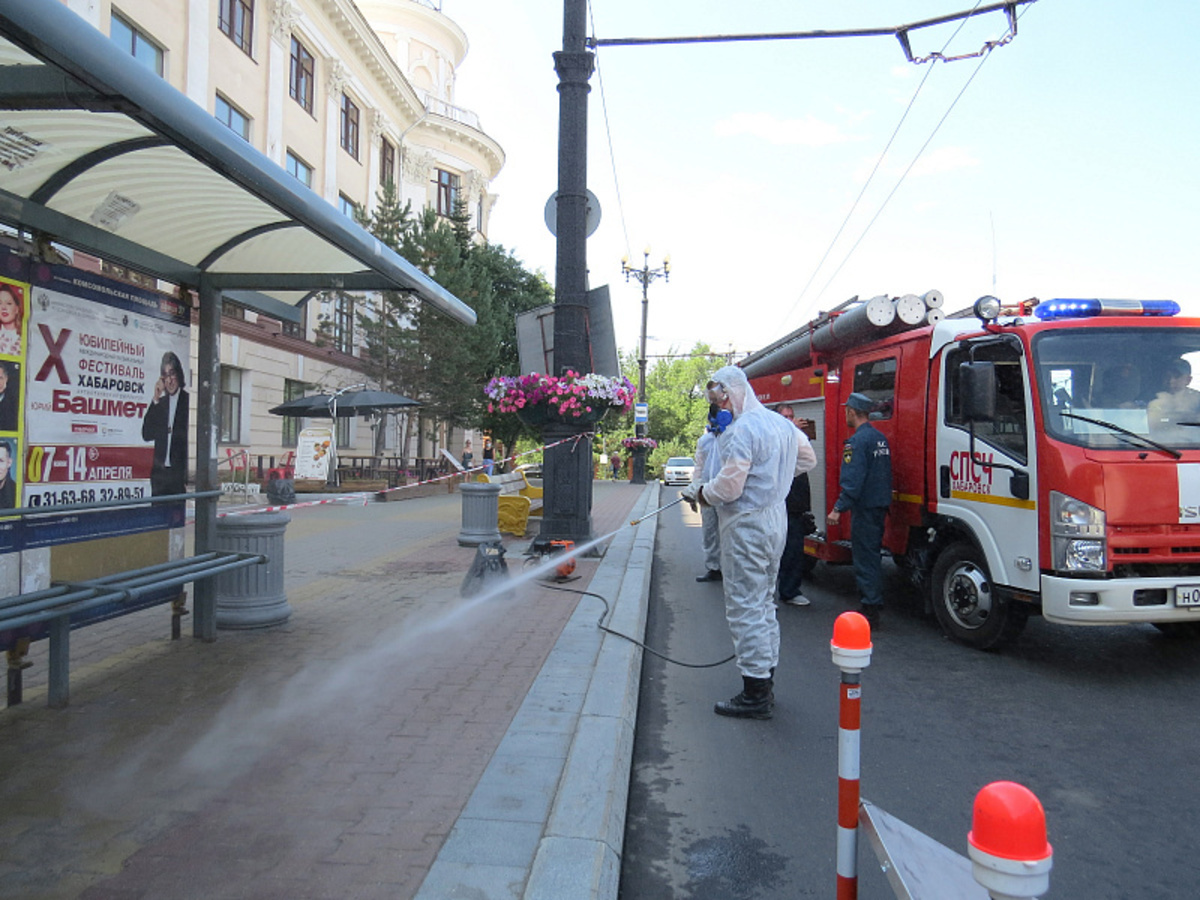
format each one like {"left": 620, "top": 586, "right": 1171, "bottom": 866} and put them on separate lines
{"left": 622, "top": 250, "right": 669, "bottom": 485}
{"left": 193, "top": 276, "right": 221, "bottom": 641}
{"left": 538, "top": 0, "right": 596, "bottom": 548}
{"left": 632, "top": 272, "right": 649, "bottom": 484}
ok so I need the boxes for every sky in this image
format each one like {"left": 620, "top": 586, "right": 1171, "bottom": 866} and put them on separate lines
{"left": 442, "top": 0, "right": 1200, "bottom": 365}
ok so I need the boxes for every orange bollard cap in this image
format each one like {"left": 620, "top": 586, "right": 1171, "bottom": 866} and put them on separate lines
{"left": 831, "top": 611, "right": 872, "bottom": 651}
{"left": 968, "top": 781, "right": 1052, "bottom": 861}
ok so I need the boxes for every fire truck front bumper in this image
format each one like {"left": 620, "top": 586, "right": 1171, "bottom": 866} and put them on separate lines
{"left": 1041, "top": 575, "right": 1200, "bottom": 625}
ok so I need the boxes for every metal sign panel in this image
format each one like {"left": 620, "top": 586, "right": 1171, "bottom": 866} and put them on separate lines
{"left": 515, "top": 286, "right": 620, "bottom": 377}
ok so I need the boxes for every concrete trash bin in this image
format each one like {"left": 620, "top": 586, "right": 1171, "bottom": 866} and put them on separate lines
{"left": 458, "top": 481, "right": 501, "bottom": 546}
{"left": 215, "top": 511, "right": 292, "bottom": 629}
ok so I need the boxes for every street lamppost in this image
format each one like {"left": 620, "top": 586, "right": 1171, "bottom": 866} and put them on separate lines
{"left": 622, "top": 247, "right": 670, "bottom": 485}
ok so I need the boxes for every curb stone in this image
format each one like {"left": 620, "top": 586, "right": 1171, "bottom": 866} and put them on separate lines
{"left": 415, "top": 484, "right": 659, "bottom": 900}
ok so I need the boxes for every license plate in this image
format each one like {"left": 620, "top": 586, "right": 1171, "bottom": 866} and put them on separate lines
{"left": 1176, "top": 585, "right": 1200, "bottom": 607}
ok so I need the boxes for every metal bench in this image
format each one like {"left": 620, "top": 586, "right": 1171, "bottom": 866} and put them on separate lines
{"left": 477, "top": 471, "right": 544, "bottom": 536}
{"left": 2, "top": 550, "right": 266, "bottom": 708}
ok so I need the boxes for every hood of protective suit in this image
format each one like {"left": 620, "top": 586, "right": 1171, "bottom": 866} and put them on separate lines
{"left": 712, "top": 365, "right": 764, "bottom": 419}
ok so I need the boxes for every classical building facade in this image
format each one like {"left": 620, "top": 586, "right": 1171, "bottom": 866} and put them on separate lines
{"left": 58, "top": 0, "right": 503, "bottom": 477}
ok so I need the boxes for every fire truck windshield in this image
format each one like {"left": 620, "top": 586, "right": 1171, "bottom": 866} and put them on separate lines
{"left": 1035, "top": 328, "right": 1200, "bottom": 450}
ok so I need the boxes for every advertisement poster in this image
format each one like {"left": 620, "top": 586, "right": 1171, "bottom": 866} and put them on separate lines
{"left": 0, "top": 270, "right": 27, "bottom": 518}
{"left": 295, "top": 427, "right": 334, "bottom": 481}
{"left": 0, "top": 250, "right": 191, "bottom": 552}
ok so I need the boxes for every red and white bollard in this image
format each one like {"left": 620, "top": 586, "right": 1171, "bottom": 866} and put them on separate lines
{"left": 831, "top": 611, "right": 873, "bottom": 900}
{"left": 968, "top": 781, "right": 1053, "bottom": 899}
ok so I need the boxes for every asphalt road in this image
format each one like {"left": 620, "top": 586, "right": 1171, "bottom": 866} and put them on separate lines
{"left": 620, "top": 488, "right": 1200, "bottom": 899}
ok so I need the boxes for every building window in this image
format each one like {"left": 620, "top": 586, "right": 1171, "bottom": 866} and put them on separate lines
{"left": 111, "top": 12, "right": 164, "bottom": 76}
{"left": 380, "top": 138, "right": 396, "bottom": 188}
{"left": 332, "top": 294, "right": 354, "bottom": 353}
{"left": 337, "top": 416, "right": 351, "bottom": 449}
{"left": 338, "top": 193, "right": 358, "bottom": 219}
{"left": 219, "top": 366, "right": 243, "bottom": 444}
{"left": 221, "top": 299, "right": 246, "bottom": 319}
{"left": 477, "top": 196, "right": 484, "bottom": 233}
{"left": 215, "top": 94, "right": 251, "bottom": 141}
{"left": 282, "top": 379, "right": 306, "bottom": 447}
{"left": 218, "top": 0, "right": 253, "bottom": 55}
{"left": 435, "top": 169, "right": 459, "bottom": 217}
{"left": 99, "top": 259, "right": 155, "bottom": 289}
{"left": 281, "top": 304, "right": 307, "bottom": 338}
{"left": 340, "top": 94, "right": 360, "bottom": 159}
{"left": 286, "top": 150, "right": 313, "bottom": 187}
{"left": 289, "top": 36, "right": 314, "bottom": 113}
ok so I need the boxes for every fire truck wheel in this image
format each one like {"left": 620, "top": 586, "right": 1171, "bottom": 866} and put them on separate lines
{"left": 930, "top": 542, "right": 1027, "bottom": 649}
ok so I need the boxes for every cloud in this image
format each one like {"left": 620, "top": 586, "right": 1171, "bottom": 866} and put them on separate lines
{"left": 713, "top": 111, "right": 858, "bottom": 147}
{"left": 909, "top": 145, "right": 980, "bottom": 177}
{"left": 853, "top": 144, "right": 980, "bottom": 183}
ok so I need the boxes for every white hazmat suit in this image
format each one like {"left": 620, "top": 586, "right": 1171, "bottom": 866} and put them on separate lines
{"left": 694, "top": 428, "right": 723, "bottom": 576}
{"left": 699, "top": 366, "right": 800, "bottom": 681}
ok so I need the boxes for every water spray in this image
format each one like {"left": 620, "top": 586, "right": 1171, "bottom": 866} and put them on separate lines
{"left": 461, "top": 542, "right": 514, "bottom": 599}
{"left": 457, "top": 497, "right": 732, "bottom": 669}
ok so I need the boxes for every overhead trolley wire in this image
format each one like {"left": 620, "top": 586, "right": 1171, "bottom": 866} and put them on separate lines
{"left": 589, "top": 2, "right": 1035, "bottom": 56}
{"left": 585, "top": 1, "right": 1036, "bottom": 330}
{"left": 588, "top": 0, "right": 632, "bottom": 261}
{"left": 783, "top": 0, "right": 993, "bottom": 328}
{"left": 802, "top": 1, "right": 1036, "bottom": 318}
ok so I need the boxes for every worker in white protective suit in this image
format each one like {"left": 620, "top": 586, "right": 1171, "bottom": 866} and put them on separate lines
{"left": 692, "top": 402, "right": 730, "bottom": 583}
{"left": 681, "top": 365, "right": 813, "bottom": 719}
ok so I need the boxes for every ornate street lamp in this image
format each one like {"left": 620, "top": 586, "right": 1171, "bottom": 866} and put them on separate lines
{"left": 621, "top": 247, "right": 670, "bottom": 485}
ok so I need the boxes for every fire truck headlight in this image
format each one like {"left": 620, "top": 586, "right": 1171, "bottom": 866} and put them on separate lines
{"left": 1060, "top": 539, "right": 1105, "bottom": 571}
{"left": 1050, "top": 491, "right": 1106, "bottom": 571}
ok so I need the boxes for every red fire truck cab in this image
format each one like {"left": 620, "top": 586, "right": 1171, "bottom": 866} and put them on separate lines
{"left": 746, "top": 296, "right": 1200, "bottom": 648}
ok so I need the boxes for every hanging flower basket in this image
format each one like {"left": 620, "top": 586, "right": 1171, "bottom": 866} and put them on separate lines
{"left": 485, "top": 371, "right": 636, "bottom": 429}
{"left": 622, "top": 437, "right": 658, "bottom": 450}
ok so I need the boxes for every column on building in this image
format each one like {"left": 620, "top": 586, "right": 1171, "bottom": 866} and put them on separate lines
{"left": 400, "top": 145, "right": 433, "bottom": 221}
{"left": 185, "top": 0, "right": 211, "bottom": 106}
{"left": 367, "top": 108, "right": 391, "bottom": 212}
{"left": 324, "top": 60, "right": 347, "bottom": 205}
{"left": 266, "top": 1, "right": 300, "bottom": 165}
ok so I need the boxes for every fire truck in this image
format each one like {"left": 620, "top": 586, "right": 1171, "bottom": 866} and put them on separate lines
{"left": 743, "top": 292, "right": 1200, "bottom": 648}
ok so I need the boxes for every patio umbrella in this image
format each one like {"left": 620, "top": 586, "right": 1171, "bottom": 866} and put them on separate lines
{"left": 268, "top": 389, "right": 420, "bottom": 418}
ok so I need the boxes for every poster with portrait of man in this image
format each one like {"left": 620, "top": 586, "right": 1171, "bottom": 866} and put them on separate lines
{"left": 16, "top": 257, "right": 190, "bottom": 545}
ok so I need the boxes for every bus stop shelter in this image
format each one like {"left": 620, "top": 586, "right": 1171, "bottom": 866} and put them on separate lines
{"left": 0, "top": 0, "right": 475, "bottom": 640}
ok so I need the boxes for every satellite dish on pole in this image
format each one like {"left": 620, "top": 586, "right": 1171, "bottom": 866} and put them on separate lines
{"left": 545, "top": 190, "right": 601, "bottom": 238}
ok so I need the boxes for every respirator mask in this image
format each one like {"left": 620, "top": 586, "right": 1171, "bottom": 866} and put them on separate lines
{"left": 707, "top": 401, "right": 733, "bottom": 435}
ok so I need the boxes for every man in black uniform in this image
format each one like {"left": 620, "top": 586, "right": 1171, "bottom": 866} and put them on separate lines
{"left": 827, "top": 392, "right": 892, "bottom": 628}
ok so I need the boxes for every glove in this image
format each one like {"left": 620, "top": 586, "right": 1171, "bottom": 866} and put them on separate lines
{"left": 679, "top": 482, "right": 699, "bottom": 512}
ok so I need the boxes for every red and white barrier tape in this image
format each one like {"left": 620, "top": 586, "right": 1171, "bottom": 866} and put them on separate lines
{"left": 212, "top": 432, "right": 594, "bottom": 518}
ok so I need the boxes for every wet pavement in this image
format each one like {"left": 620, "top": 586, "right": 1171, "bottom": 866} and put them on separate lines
{"left": 0, "top": 480, "right": 658, "bottom": 900}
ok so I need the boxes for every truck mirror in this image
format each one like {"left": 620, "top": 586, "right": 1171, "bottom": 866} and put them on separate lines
{"left": 959, "top": 362, "right": 996, "bottom": 421}
{"left": 1009, "top": 470, "right": 1030, "bottom": 501}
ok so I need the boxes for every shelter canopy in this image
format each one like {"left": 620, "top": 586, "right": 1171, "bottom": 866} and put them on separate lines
{"left": 0, "top": 0, "right": 476, "bottom": 326}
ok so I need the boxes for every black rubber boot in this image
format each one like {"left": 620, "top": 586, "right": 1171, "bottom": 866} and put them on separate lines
{"left": 714, "top": 675, "right": 774, "bottom": 719}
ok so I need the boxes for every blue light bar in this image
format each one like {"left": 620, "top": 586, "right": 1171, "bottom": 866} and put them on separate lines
{"left": 1034, "top": 298, "right": 1180, "bottom": 320}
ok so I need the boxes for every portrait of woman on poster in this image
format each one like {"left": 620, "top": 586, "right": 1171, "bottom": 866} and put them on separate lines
{"left": 0, "top": 361, "right": 18, "bottom": 432}
{"left": 0, "top": 284, "right": 23, "bottom": 357}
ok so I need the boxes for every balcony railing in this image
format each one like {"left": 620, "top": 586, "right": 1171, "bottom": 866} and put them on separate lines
{"left": 423, "top": 94, "right": 481, "bottom": 131}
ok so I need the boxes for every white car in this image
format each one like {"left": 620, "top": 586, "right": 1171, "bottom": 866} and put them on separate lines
{"left": 662, "top": 457, "right": 696, "bottom": 486}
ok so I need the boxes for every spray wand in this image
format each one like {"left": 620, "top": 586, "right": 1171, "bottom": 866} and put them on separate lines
{"left": 629, "top": 494, "right": 689, "bottom": 526}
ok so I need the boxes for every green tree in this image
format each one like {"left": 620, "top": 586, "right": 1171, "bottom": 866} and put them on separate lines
{"left": 600, "top": 344, "right": 722, "bottom": 473}
{"left": 343, "top": 183, "right": 553, "bottom": 455}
